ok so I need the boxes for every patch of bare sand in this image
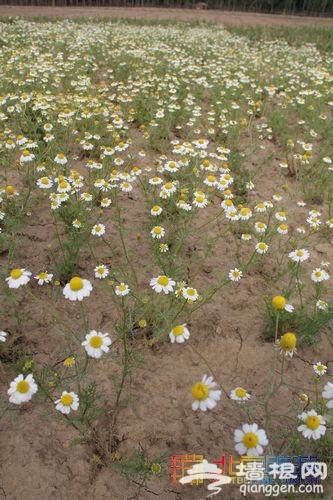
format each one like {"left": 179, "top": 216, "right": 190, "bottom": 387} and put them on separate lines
{"left": 0, "top": 6, "right": 333, "bottom": 28}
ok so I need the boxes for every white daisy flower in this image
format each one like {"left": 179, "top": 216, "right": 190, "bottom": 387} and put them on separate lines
{"left": 101, "top": 197, "right": 112, "bottom": 208}
{"left": 91, "top": 224, "right": 105, "bottom": 237}
{"left": 289, "top": 249, "right": 310, "bottom": 263}
{"left": 316, "top": 299, "right": 328, "bottom": 311}
{"left": 229, "top": 268, "right": 243, "bottom": 282}
{"left": 150, "top": 205, "right": 163, "bottom": 216}
{"left": 239, "top": 208, "right": 252, "bottom": 221}
{"left": 94, "top": 265, "right": 109, "bottom": 279}
{"left": 120, "top": 181, "right": 133, "bottom": 193}
{"left": 34, "top": 272, "right": 53, "bottom": 285}
{"left": 37, "top": 177, "right": 53, "bottom": 189}
{"left": 149, "top": 176, "right": 163, "bottom": 186}
{"left": 72, "top": 219, "right": 82, "bottom": 229}
{"left": 230, "top": 387, "right": 251, "bottom": 402}
{"left": 182, "top": 287, "right": 199, "bottom": 301}
{"left": 54, "top": 153, "right": 68, "bottom": 165}
{"left": 234, "top": 423, "right": 268, "bottom": 456}
{"left": 297, "top": 410, "right": 326, "bottom": 440}
{"left": 313, "top": 362, "right": 327, "bottom": 376}
{"left": 254, "top": 222, "right": 267, "bottom": 234}
{"left": 6, "top": 268, "right": 31, "bottom": 288}
{"left": 115, "top": 283, "right": 130, "bottom": 296}
{"left": 150, "top": 275, "right": 175, "bottom": 294}
{"left": 63, "top": 277, "right": 93, "bottom": 301}
{"left": 169, "top": 324, "right": 190, "bottom": 344}
{"left": 255, "top": 242, "right": 269, "bottom": 254}
{"left": 20, "top": 150, "right": 35, "bottom": 163}
{"left": 82, "top": 330, "right": 112, "bottom": 359}
{"left": 150, "top": 226, "right": 165, "bottom": 239}
{"left": 191, "top": 374, "right": 221, "bottom": 411}
{"left": 275, "top": 211, "right": 287, "bottom": 221}
{"left": 55, "top": 391, "right": 79, "bottom": 414}
{"left": 193, "top": 194, "right": 208, "bottom": 208}
{"left": 311, "top": 268, "right": 329, "bottom": 282}
{"left": 322, "top": 382, "right": 333, "bottom": 409}
{"left": 8, "top": 373, "right": 38, "bottom": 404}
{"left": 277, "top": 224, "right": 288, "bottom": 235}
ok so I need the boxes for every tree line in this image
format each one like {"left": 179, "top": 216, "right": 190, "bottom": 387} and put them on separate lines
{"left": 1, "top": 0, "right": 332, "bottom": 16}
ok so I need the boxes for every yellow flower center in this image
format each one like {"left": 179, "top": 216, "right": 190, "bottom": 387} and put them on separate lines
{"left": 172, "top": 325, "right": 184, "bottom": 337}
{"left": 225, "top": 199, "right": 233, "bottom": 206}
{"left": 117, "top": 284, "right": 127, "bottom": 291}
{"left": 207, "top": 175, "right": 216, "bottom": 182}
{"left": 154, "top": 227, "right": 162, "bottom": 234}
{"left": 16, "top": 380, "right": 30, "bottom": 393}
{"left": 69, "top": 277, "right": 84, "bottom": 291}
{"left": 315, "top": 271, "right": 322, "bottom": 277}
{"left": 258, "top": 243, "right": 267, "bottom": 250}
{"left": 306, "top": 415, "right": 321, "bottom": 430}
{"left": 196, "top": 195, "right": 204, "bottom": 203}
{"left": 280, "top": 224, "right": 288, "bottom": 231}
{"left": 89, "top": 335, "right": 103, "bottom": 348}
{"left": 11, "top": 268, "right": 23, "bottom": 279}
{"left": 296, "top": 250, "right": 304, "bottom": 257}
{"left": 59, "top": 181, "right": 68, "bottom": 189}
{"left": 38, "top": 272, "right": 48, "bottom": 280}
{"left": 186, "top": 288, "right": 196, "bottom": 296}
{"left": 242, "top": 432, "right": 259, "bottom": 448}
{"left": 61, "top": 394, "right": 74, "bottom": 406}
{"left": 22, "top": 150, "right": 30, "bottom": 156}
{"left": 152, "top": 206, "right": 160, "bottom": 212}
{"left": 157, "top": 276, "right": 169, "bottom": 286}
{"left": 235, "top": 387, "right": 247, "bottom": 398}
{"left": 64, "top": 357, "right": 75, "bottom": 366}
{"left": 192, "top": 382, "right": 209, "bottom": 401}
{"left": 6, "top": 185, "right": 14, "bottom": 195}
{"left": 165, "top": 182, "right": 173, "bottom": 189}
{"left": 280, "top": 332, "right": 297, "bottom": 350}
{"left": 57, "top": 153, "right": 65, "bottom": 159}
{"left": 41, "top": 178, "right": 49, "bottom": 184}
{"left": 272, "top": 295, "right": 286, "bottom": 310}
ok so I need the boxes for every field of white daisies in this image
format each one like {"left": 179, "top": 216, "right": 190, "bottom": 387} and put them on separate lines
{"left": 0, "top": 17, "right": 332, "bottom": 499}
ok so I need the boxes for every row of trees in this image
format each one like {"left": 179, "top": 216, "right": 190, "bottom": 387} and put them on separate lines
{"left": 1, "top": 0, "right": 332, "bottom": 15}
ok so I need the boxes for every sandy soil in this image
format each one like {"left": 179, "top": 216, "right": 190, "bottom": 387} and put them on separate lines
{"left": 0, "top": 6, "right": 333, "bottom": 27}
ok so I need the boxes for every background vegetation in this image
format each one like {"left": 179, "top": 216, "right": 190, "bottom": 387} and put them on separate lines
{"left": 1, "top": 0, "right": 333, "bottom": 17}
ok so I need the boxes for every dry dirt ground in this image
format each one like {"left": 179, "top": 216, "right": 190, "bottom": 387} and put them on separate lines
{"left": 0, "top": 8, "right": 332, "bottom": 500}
{"left": 0, "top": 6, "right": 333, "bottom": 27}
